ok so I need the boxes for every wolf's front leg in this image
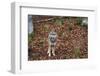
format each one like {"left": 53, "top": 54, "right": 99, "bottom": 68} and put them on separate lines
{"left": 52, "top": 46, "right": 55, "bottom": 56}
{"left": 47, "top": 45, "right": 51, "bottom": 57}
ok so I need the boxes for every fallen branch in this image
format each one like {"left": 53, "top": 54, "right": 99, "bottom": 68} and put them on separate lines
{"left": 33, "top": 17, "right": 64, "bottom": 23}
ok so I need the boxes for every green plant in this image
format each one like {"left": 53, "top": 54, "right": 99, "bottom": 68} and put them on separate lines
{"left": 74, "top": 47, "right": 80, "bottom": 58}
{"left": 76, "top": 17, "right": 82, "bottom": 26}
{"left": 28, "top": 32, "right": 34, "bottom": 43}
{"left": 44, "top": 24, "right": 49, "bottom": 31}
{"left": 39, "top": 39, "right": 45, "bottom": 47}
{"left": 77, "top": 17, "right": 88, "bottom": 28}
{"left": 54, "top": 17, "right": 64, "bottom": 25}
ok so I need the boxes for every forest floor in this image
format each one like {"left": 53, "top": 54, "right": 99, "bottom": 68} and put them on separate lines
{"left": 28, "top": 17, "right": 88, "bottom": 61}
